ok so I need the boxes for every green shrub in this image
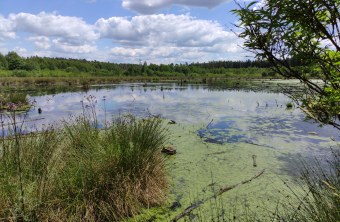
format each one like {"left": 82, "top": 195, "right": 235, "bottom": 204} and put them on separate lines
{"left": 12, "top": 70, "right": 28, "bottom": 77}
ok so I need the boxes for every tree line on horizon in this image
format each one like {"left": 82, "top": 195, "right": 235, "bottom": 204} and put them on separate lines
{"left": 0, "top": 51, "right": 307, "bottom": 77}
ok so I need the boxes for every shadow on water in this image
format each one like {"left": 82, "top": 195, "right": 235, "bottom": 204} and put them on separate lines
{"left": 197, "top": 120, "right": 249, "bottom": 144}
{"left": 197, "top": 115, "right": 338, "bottom": 146}
{"left": 277, "top": 146, "right": 339, "bottom": 178}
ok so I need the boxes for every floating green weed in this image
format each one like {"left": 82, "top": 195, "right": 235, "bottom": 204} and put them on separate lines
{"left": 286, "top": 102, "right": 294, "bottom": 109}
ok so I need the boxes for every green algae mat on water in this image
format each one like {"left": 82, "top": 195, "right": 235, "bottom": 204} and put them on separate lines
{"left": 132, "top": 121, "right": 338, "bottom": 221}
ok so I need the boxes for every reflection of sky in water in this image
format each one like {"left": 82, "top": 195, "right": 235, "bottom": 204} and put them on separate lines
{"left": 1, "top": 83, "right": 339, "bottom": 146}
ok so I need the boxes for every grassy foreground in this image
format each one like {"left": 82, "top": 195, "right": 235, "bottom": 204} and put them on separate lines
{"left": 0, "top": 114, "right": 168, "bottom": 221}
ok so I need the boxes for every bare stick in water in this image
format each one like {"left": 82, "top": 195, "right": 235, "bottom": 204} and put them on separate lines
{"left": 171, "top": 169, "right": 266, "bottom": 222}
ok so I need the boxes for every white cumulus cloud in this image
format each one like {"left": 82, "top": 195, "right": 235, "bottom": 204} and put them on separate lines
{"left": 4, "top": 12, "right": 98, "bottom": 55}
{"left": 97, "top": 14, "right": 243, "bottom": 63}
{"left": 0, "top": 15, "right": 16, "bottom": 40}
{"left": 51, "top": 38, "right": 97, "bottom": 53}
{"left": 96, "top": 14, "right": 236, "bottom": 47}
{"left": 0, "top": 11, "right": 246, "bottom": 63}
{"left": 122, "top": 0, "right": 231, "bottom": 14}
{"left": 10, "top": 12, "right": 98, "bottom": 42}
{"left": 28, "top": 36, "right": 51, "bottom": 50}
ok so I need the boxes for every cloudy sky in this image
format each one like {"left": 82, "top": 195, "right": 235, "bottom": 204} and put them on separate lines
{"left": 0, "top": 0, "right": 251, "bottom": 64}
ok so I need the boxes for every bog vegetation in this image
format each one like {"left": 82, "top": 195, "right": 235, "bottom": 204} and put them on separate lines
{"left": 0, "top": 110, "right": 168, "bottom": 221}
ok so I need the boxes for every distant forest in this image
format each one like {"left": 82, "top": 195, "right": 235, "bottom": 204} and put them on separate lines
{"left": 0, "top": 51, "right": 305, "bottom": 77}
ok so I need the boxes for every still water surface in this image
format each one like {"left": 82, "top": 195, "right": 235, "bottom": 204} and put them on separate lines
{"left": 21, "top": 82, "right": 338, "bottom": 143}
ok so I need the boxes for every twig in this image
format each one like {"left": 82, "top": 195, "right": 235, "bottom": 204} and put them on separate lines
{"left": 171, "top": 201, "right": 204, "bottom": 222}
{"left": 217, "top": 169, "right": 265, "bottom": 195}
{"left": 171, "top": 169, "right": 266, "bottom": 221}
{"left": 206, "top": 119, "right": 213, "bottom": 129}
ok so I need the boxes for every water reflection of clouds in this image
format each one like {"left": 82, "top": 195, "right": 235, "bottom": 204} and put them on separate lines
{"left": 37, "top": 86, "right": 289, "bottom": 125}
{"left": 3, "top": 84, "right": 335, "bottom": 143}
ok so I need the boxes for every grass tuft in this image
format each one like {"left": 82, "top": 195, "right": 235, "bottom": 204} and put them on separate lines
{"left": 0, "top": 114, "right": 168, "bottom": 221}
{"left": 283, "top": 148, "right": 340, "bottom": 222}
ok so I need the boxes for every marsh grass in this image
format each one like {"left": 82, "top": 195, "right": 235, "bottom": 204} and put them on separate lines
{"left": 0, "top": 70, "right": 277, "bottom": 89}
{"left": 0, "top": 93, "right": 30, "bottom": 111}
{"left": 278, "top": 148, "right": 340, "bottom": 222}
{"left": 0, "top": 112, "right": 168, "bottom": 221}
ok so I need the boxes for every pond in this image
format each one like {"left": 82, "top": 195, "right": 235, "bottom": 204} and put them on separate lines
{"left": 1, "top": 82, "right": 339, "bottom": 220}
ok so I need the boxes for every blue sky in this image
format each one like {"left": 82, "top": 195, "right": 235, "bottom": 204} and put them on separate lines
{"left": 0, "top": 0, "right": 251, "bottom": 64}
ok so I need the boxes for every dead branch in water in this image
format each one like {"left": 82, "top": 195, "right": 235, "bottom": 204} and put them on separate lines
{"left": 206, "top": 119, "right": 213, "bottom": 129}
{"left": 217, "top": 169, "right": 265, "bottom": 195}
{"left": 171, "top": 169, "right": 266, "bottom": 222}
